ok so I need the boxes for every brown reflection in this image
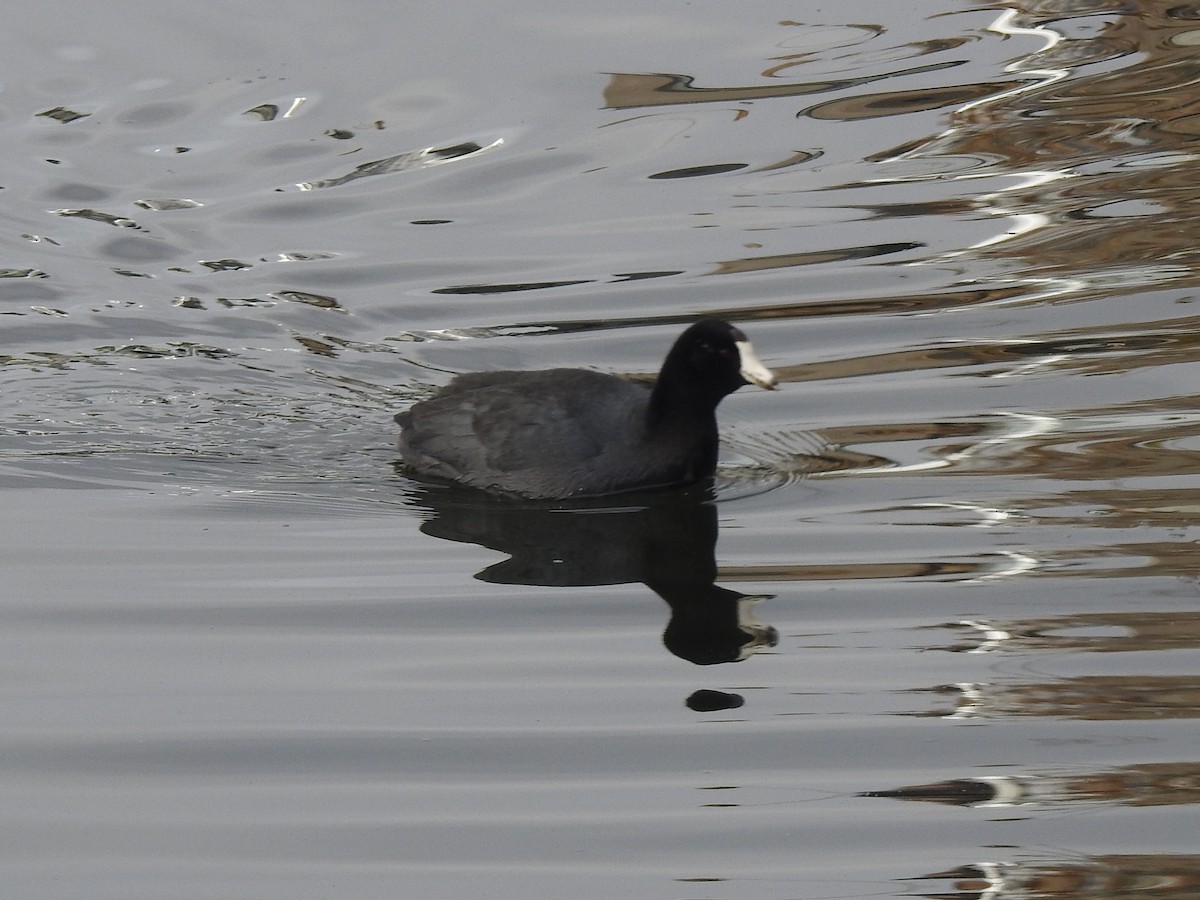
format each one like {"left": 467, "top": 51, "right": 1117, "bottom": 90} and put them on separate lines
{"left": 766, "top": 31, "right": 975, "bottom": 77}
{"left": 51, "top": 208, "right": 144, "bottom": 230}
{"left": 199, "top": 258, "right": 252, "bottom": 272}
{"left": 711, "top": 241, "right": 919, "bottom": 275}
{"left": 273, "top": 290, "right": 342, "bottom": 310}
{"left": 242, "top": 103, "right": 279, "bottom": 122}
{"left": 770, "top": 337, "right": 1109, "bottom": 383}
{"left": 755, "top": 149, "right": 822, "bottom": 172}
{"left": 766, "top": 399, "right": 1200, "bottom": 495}
{"left": 293, "top": 335, "right": 337, "bottom": 358}
{"left": 433, "top": 280, "right": 594, "bottom": 294}
{"left": 648, "top": 163, "right": 748, "bottom": 179}
{"left": 697, "top": 282, "right": 1034, "bottom": 313}
{"left": 506, "top": 283, "right": 1033, "bottom": 336}
{"left": 1060, "top": 540, "right": 1200, "bottom": 581}
{"left": 928, "top": 676, "right": 1200, "bottom": 720}
{"left": 917, "top": 855, "right": 1200, "bottom": 900}
{"left": 910, "top": 3, "right": 1200, "bottom": 291}
{"left": 603, "top": 6, "right": 1200, "bottom": 312}
{"left": 37, "top": 106, "right": 90, "bottom": 123}
{"left": 798, "top": 321, "right": 1200, "bottom": 381}
{"left": 1038, "top": 488, "right": 1200, "bottom": 531}
{"left": 803, "top": 80, "right": 1027, "bottom": 120}
{"left": 719, "top": 559, "right": 985, "bottom": 583}
{"left": 868, "top": 760, "right": 1200, "bottom": 809}
{"left": 602, "top": 61, "right": 964, "bottom": 109}
{"left": 947, "top": 611, "right": 1200, "bottom": 654}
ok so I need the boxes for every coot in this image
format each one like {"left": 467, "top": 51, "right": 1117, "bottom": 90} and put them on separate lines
{"left": 395, "top": 319, "right": 777, "bottom": 498}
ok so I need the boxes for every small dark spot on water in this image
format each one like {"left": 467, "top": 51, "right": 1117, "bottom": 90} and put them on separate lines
{"left": 200, "top": 259, "right": 253, "bottom": 272}
{"left": 135, "top": 198, "right": 204, "bottom": 211}
{"left": 216, "top": 297, "right": 275, "bottom": 308}
{"left": 295, "top": 335, "right": 338, "bottom": 357}
{"left": 411, "top": 219, "right": 452, "bottom": 225}
{"left": 686, "top": 690, "right": 745, "bottom": 712}
{"left": 273, "top": 290, "right": 342, "bottom": 310}
{"left": 275, "top": 251, "right": 337, "bottom": 262}
{"left": 53, "top": 208, "right": 140, "bottom": 229}
{"left": 1167, "top": 5, "right": 1200, "bottom": 19}
{"left": 37, "top": 107, "right": 90, "bottom": 124}
{"left": 244, "top": 103, "right": 279, "bottom": 121}
{"left": 428, "top": 141, "right": 484, "bottom": 160}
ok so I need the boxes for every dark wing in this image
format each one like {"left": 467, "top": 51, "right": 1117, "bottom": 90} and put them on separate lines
{"left": 397, "top": 370, "right": 649, "bottom": 493}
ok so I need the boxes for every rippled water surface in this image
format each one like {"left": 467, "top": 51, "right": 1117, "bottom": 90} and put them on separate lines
{"left": 4, "top": 1, "right": 1200, "bottom": 897}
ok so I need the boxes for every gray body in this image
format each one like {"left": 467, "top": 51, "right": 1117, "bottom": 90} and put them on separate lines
{"left": 396, "top": 368, "right": 715, "bottom": 499}
{"left": 394, "top": 320, "right": 777, "bottom": 499}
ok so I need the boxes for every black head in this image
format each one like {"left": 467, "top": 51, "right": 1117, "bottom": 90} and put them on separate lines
{"left": 651, "top": 319, "right": 777, "bottom": 416}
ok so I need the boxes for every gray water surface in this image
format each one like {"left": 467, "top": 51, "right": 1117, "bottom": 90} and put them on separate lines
{"left": 3, "top": 2, "right": 1200, "bottom": 898}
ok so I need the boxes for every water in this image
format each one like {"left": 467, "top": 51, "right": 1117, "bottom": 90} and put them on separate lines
{"left": 3, "top": 1, "right": 1200, "bottom": 897}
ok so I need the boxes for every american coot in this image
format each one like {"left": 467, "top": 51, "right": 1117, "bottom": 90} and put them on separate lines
{"left": 395, "top": 319, "right": 777, "bottom": 499}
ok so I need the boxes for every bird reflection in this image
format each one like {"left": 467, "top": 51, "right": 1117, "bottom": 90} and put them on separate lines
{"left": 402, "top": 482, "right": 778, "bottom": 707}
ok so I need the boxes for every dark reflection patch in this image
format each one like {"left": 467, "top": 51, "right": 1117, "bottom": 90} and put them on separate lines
{"left": 687, "top": 690, "right": 745, "bottom": 712}
{"left": 603, "top": 61, "right": 964, "bottom": 109}
{"left": 649, "top": 163, "right": 748, "bottom": 179}
{"left": 802, "top": 80, "right": 1027, "bottom": 120}
{"left": 273, "top": 290, "right": 342, "bottom": 310}
{"left": 52, "top": 208, "right": 142, "bottom": 229}
{"left": 713, "top": 241, "right": 922, "bottom": 275}
{"left": 610, "top": 271, "right": 682, "bottom": 282}
{"left": 433, "top": 280, "right": 593, "bottom": 295}
{"left": 200, "top": 258, "right": 252, "bottom": 272}
{"left": 242, "top": 103, "right": 278, "bottom": 121}
{"left": 37, "top": 107, "right": 90, "bottom": 124}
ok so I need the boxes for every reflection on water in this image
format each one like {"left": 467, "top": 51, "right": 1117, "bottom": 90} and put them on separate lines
{"left": 932, "top": 676, "right": 1200, "bottom": 721}
{"left": 930, "top": 3, "right": 1200, "bottom": 296}
{"left": 603, "top": 63, "right": 981, "bottom": 110}
{"left": 406, "top": 483, "right": 779, "bottom": 681}
{"left": 916, "top": 856, "right": 1200, "bottom": 900}
{"left": 948, "top": 612, "right": 1200, "bottom": 654}
{"left": 4, "top": 0, "right": 1200, "bottom": 896}
{"left": 868, "top": 760, "right": 1200, "bottom": 809}
{"left": 916, "top": 604, "right": 1200, "bottom": 721}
